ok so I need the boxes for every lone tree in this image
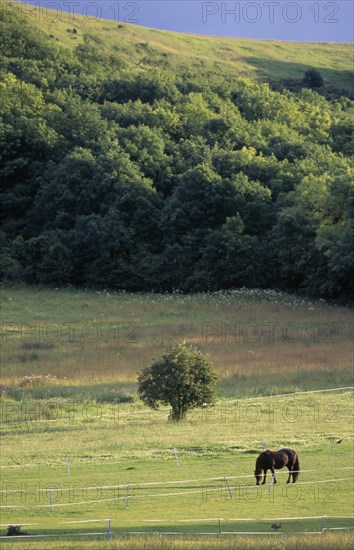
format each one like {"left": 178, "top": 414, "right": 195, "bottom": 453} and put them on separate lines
{"left": 303, "top": 68, "right": 324, "bottom": 89}
{"left": 137, "top": 343, "right": 217, "bottom": 421}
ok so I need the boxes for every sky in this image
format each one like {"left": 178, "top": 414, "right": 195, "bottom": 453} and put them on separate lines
{"left": 18, "top": 1, "right": 354, "bottom": 42}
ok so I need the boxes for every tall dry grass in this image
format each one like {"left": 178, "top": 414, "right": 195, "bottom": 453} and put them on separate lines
{"left": 1, "top": 532, "right": 353, "bottom": 549}
{"left": 1, "top": 288, "right": 353, "bottom": 397}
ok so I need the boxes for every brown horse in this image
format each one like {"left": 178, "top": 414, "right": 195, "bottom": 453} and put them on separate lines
{"left": 254, "top": 448, "right": 300, "bottom": 485}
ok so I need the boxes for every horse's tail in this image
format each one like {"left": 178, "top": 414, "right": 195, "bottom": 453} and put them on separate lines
{"left": 293, "top": 453, "right": 300, "bottom": 481}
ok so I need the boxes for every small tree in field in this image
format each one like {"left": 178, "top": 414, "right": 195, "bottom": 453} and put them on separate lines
{"left": 137, "top": 343, "right": 217, "bottom": 421}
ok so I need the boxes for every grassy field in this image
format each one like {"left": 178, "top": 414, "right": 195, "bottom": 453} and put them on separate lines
{"left": 1, "top": 388, "right": 353, "bottom": 545}
{"left": 0, "top": 287, "right": 353, "bottom": 548}
{"left": 1, "top": 286, "right": 353, "bottom": 397}
{"left": 3, "top": 1, "right": 354, "bottom": 92}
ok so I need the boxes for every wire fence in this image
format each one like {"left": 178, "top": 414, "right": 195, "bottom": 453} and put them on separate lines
{"left": 1, "top": 474, "right": 353, "bottom": 509}
{"left": 1, "top": 465, "right": 353, "bottom": 495}
{"left": 0, "top": 515, "right": 353, "bottom": 541}
{"left": 1, "top": 387, "right": 353, "bottom": 540}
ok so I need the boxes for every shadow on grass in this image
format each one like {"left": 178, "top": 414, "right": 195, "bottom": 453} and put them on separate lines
{"left": 1, "top": 516, "right": 353, "bottom": 539}
{"left": 3, "top": 383, "right": 135, "bottom": 404}
{"left": 242, "top": 57, "right": 354, "bottom": 95}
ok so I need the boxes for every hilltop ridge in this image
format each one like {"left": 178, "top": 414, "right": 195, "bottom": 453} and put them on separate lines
{"left": 2, "top": 0, "right": 353, "bottom": 92}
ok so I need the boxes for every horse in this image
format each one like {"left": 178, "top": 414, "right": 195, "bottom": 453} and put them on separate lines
{"left": 254, "top": 448, "right": 300, "bottom": 485}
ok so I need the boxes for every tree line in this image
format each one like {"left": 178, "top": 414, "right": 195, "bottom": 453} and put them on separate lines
{"left": 1, "top": 9, "right": 353, "bottom": 299}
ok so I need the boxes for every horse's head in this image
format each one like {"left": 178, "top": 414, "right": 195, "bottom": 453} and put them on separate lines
{"left": 254, "top": 468, "right": 263, "bottom": 485}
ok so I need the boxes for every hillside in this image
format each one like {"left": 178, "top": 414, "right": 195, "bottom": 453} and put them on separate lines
{"left": 1, "top": 1, "right": 353, "bottom": 299}
{"left": 3, "top": 1, "right": 354, "bottom": 92}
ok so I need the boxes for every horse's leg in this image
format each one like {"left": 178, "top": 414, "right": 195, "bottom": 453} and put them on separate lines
{"left": 262, "top": 469, "right": 267, "bottom": 485}
{"left": 286, "top": 467, "right": 292, "bottom": 484}
{"left": 292, "top": 466, "right": 297, "bottom": 483}
{"left": 271, "top": 467, "right": 277, "bottom": 484}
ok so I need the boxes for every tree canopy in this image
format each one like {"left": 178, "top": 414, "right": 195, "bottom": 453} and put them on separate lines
{"left": 137, "top": 343, "right": 217, "bottom": 421}
{"left": 1, "top": 7, "right": 353, "bottom": 300}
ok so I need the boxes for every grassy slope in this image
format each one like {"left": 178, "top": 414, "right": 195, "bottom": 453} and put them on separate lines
{"left": 4, "top": 1, "right": 354, "bottom": 91}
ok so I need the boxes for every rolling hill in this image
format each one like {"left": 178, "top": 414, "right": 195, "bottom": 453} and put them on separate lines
{"left": 2, "top": 0, "right": 353, "bottom": 92}
{"left": 1, "top": 0, "right": 353, "bottom": 299}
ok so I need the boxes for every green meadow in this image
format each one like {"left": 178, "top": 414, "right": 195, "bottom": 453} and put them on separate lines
{"left": 0, "top": 287, "right": 353, "bottom": 548}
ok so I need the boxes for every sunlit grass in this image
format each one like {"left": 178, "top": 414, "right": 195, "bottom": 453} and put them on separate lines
{"left": 3, "top": 0, "right": 354, "bottom": 92}
{"left": 1, "top": 392, "right": 353, "bottom": 528}
{"left": 1, "top": 287, "right": 353, "bottom": 399}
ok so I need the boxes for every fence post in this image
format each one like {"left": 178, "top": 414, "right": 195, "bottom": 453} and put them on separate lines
{"left": 65, "top": 455, "right": 70, "bottom": 477}
{"left": 224, "top": 476, "right": 233, "bottom": 499}
{"left": 48, "top": 490, "right": 52, "bottom": 513}
{"left": 218, "top": 518, "right": 222, "bottom": 537}
{"left": 125, "top": 485, "right": 130, "bottom": 509}
{"left": 322, "top": 514, "right": 324, "bottom": 533}
{"left": 108, "top": 518, "right": 111, "bottom": 541}
{"left": 173, "top": 447, "right": 179, "bottom": 467}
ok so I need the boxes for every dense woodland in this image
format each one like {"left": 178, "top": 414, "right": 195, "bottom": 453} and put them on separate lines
{"left": 1, "top": 8, "right": 353, "bottom": 299}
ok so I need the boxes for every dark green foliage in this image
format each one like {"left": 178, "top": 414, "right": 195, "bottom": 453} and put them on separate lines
{"left": 7, "top": 525, "right": 27, "bottom": 536}
{"left": 1, "top": 8, "right": 353, "bottom": 299}
{"left": 197, "top": 215, "right": 262, "bottom": 289}
{"left": 137, "top": 343, "right": 217, "bottom": 421}
{"left": 303, "top": 68, "right": 324, "bottom": 89}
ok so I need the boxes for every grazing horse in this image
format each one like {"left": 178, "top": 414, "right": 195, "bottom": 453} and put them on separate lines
{"left": 254, "top": 448, "right": 300, "bottom": 485}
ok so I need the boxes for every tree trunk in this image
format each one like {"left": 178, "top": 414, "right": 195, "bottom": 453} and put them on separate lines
{"left": 169, "top": 405, "right": 187, "bottom": 422}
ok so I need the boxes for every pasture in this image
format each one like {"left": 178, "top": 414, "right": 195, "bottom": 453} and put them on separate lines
{"left": 0, "top": 287, "right": 353, "bottom": 548}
